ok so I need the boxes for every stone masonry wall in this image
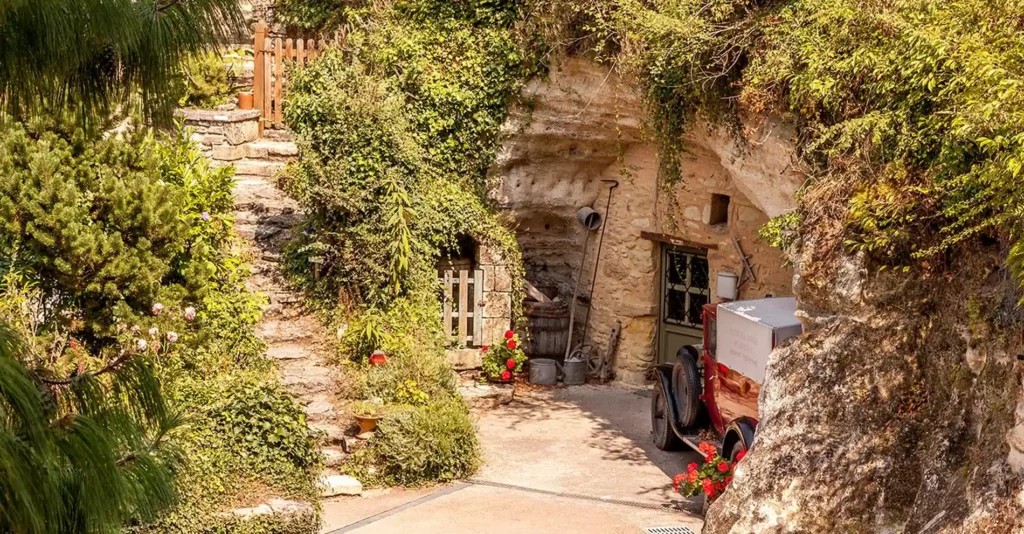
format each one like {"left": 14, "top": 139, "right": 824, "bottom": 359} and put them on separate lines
{"left": 477, "top": 245, "right": 514, "bottom": 346}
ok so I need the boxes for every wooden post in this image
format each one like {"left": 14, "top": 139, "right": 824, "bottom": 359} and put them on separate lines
{"left": 262, "top": 37, "right": 272, "bottom": 127}
{"left": 253, "top": 22, "right": 267, "bottom": 137}
{"left": 274, "top": 37, "right": 284, "bottom": 123}
{"left": 296, "top": 39, "right": 305, "bottom": 67}
{"left": 442, "top": 270, "right": 453, "bottom": 338}
{"left": 473, "top": 269, "right": 483, "bottom": 346}
{"left": 458, "top": 269, "right": 469, "bottom": 343}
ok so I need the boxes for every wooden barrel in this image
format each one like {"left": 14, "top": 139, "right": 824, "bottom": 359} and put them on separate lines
{"left": 523, "top": 299, "right": 570, "bottom": 357}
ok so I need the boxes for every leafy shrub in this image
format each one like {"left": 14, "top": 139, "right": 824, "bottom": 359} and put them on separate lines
{"left": 481, "top": 330, "right": 526, "bottom": 380}
{"left": 0, "top": 120, "right": 319, "bottom": 533}
{"left": 348, "top": 400, "right": 479, "bottom": 486}
{"left": 177, "top": 52, "right": 242, "bottom": 109}
{"left": 0, "top": 120, "right": 186, "bottom": 335}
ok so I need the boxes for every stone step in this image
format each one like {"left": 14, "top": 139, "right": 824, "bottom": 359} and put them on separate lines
{"left": 323, "top": 446, "right": 348, "bottom": 468}
{"left": 233, "top": 176, "right": 297, "bottom": 212}
{"left": 263, "top": 128, "right": 295, "bottom": 142}
{"left": 266, "top": 344, "right": 311, "bottom": 361}
{"left": 246, "top": 140, "right": 299, "bottom": 160}
{"left": 230, "top": 158, "right": 287, "bottom": 177}
{"left": 281, "top": 364, "right": 335, "bottom": 395}
{"left": 304, "top": 399, "right": 337, "bottom": 423}
{"left": 319, "top": 474, "right": 362, "bottom": 498}
{"left": 211, "top": 140, "right": 299, "bottom": 163}
{"left": 310, "top": 422, "right": 348, "bottom": 444}
{"left": 258, "top": 318, "right": 316, "bottom": 344}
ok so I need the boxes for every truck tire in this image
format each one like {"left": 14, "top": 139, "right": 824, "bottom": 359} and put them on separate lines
{"left": 673, "top": 349, "right": 701, "bottom": 428}
{"left": 729, "top": 440, "right": 746, "bottom": 462}
{"left": 651, "top": 384, "right": 681, "bottom": 450}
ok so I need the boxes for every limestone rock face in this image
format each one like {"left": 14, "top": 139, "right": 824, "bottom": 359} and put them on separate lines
{"left": 704, "top": 234, "right": 1024, "bottom": 533}
{"left": 492, "top": 57, "right": 800, "bottom": 382}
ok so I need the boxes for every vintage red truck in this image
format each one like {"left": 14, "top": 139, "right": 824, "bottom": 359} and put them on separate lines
{"left": 651, "top": 297, "right": 802, "bottom": 460}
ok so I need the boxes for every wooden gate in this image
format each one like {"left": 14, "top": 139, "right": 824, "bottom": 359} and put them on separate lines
{"left": 440, "top": 269, "right": 483, "bottom": 347}
{"left": 253, "top": 22, "right": 319, "bottom": 132}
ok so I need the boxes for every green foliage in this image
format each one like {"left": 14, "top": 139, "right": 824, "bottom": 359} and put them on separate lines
{"left": 350, "top": 400, "right": 383, "bottom": 418}
{"left": 757, "top": 212, "right": 802, "bottom": 252}
{"left": 393, "top": 379, "right": 430, "bottom": 406}
{"left": 178, "top": 52, "right": 242, "bottom": 109}
{"left": 545, "top": 0, "right": 1024, "bottom": 289}
{"left": 346, "top": 400, "right": 479, "bottom": 486}
{"left": 0, "top": 123, "right": 318, "bottom": 533}
{"left": 280, "top": 0, "right": 547, "bottom": 487}
{"left": 0, "top": 120, "right": 187, "bottom": 336}
{"left": 0, "top": 325, "right": 181, "bottom": 534}
{"left": 0, "top": 0, "right": 242, "bottom": 125}
{"left": 481, "top": 331, "right": 526, "bottom": 380}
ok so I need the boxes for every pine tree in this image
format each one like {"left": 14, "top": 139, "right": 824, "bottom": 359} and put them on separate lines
{"left": 0, "top": 0, "right": 243, "bottom": 125}
{"left": 0, "top": 324, "right": 181, "bottom": 534}
{"left": 0, "top": 121, "right": 187, "bottom": 335}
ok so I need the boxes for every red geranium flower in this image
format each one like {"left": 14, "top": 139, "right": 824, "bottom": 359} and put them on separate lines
{"left": 687, "top": 470, "right": 699, "bottom": 483}
{"left": 725, "top": 476, "right": 733, "bottom": 486}
{"left": 507, "top": 339, "right": 517, "bottom": 350}
{"left": 715, "top": 481, "right": 725, "bottom": 491}
{"left": 504, "top": 330, "right": 515, "bottom": 339}
{"left": 672, "top": 473, "right": 686, "bottom": 491}
{"left": 717, "top": 461, "right": 729, "bottom": 473}
{"left": 500, "top": 370, "right": 512, "bottom": 381}
{"left": 687, "top": 462, "right": 698, "bottom": 473}
{"left": 704, "top": 454, "right": 715, "bottom": 463}
{"left": 702, "top": 478, "right": 714, "bottom": 495}
{"left": 506, "top": 358, "right": 516, "bottom": 370}
{"left": 735, "top": 450, "right": 746, "bottom": 461}
{"left": 481, "top": 345, "right": 489, "bottom": 352}
{"left": 698, "top": 442, "right": 715, "bottom": 455}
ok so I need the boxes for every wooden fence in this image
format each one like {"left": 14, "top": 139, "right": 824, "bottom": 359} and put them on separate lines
{"left": 253, "top": 22, "right": 320, "bottom": 132}
{"left": 440, "top": 269, "right": 483, "bottom": 347}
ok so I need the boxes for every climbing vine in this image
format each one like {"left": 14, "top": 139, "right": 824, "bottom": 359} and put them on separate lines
{"left": 281, "top": 0, "right": 540, "bottom": 485}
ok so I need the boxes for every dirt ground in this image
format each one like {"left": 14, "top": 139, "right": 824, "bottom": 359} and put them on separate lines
{"left": 320, "top": 383, "right": 704, "bottom": 533}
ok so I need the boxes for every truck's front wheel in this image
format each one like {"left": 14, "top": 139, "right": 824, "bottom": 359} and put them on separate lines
{"left": 673, "top": 349, "right": 701, "bottom": 428}
{"left": 652, "top": 385, "right": 681, "bottom": 450}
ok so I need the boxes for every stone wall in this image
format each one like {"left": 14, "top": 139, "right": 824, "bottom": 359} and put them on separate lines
{"left": 492, "top": 57, "right": 804, "bottom": 384}
{"left": 477, "top": 245, "right": 514, "bottom": 346}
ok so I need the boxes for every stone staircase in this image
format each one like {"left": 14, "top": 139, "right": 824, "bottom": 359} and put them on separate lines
{"left": 179, "top": 109, "right": 362, "bottom": 524}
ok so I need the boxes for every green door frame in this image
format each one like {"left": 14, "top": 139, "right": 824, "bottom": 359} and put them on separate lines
{"left": 657, "top": 244, "right": 710, "bottom": 365}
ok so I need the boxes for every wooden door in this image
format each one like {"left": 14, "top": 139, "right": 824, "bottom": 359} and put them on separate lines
{"left": 657, "top": 244, "right": 710, "bottom": 364}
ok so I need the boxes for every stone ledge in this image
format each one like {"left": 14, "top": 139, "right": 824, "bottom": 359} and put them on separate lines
{"left": 447, "top": 348, "right": 483, "bottom": 370}
{"left": 175, "top": 108, "right": 261, "bottom": 123}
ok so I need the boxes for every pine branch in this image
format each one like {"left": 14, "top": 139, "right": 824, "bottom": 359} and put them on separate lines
{"left": 37, "top": 352, "right": 131, "bottom": 385}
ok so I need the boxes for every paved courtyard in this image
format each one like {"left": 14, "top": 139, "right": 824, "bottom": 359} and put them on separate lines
{"left": 321, "top": 383, "right": 704, "bottom": 533}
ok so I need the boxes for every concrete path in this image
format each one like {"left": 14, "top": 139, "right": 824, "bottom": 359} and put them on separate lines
{"left": 321, "top": 383, "right": 704, "bottom": 533}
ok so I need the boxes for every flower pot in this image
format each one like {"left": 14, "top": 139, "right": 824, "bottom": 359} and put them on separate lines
{"left": 355, "top": 415, "right": 380, "bottom": 434}
{"left": 237, "top": 91, "right": 254, "bottom": 110}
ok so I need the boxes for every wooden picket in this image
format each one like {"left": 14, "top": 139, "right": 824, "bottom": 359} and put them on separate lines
{"left": 440, "top": 269, "right": 484, "bottom": 347}
{"left": 253, "top": 22, "right": 320, "bottom": 133}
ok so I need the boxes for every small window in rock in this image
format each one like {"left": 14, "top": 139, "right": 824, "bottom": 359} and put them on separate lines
{"left": 710, "top": 194, "right": 730, "bottom": 226}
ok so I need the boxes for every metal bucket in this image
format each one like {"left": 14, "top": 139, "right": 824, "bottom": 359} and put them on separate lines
{"left": 562, "top": 360, "right": 587, "bottom": 385}
{"left": 529, "top": 359, "right": 559, "bottom": 385}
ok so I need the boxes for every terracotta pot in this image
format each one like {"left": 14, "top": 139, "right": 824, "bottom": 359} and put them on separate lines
{"left": 237, "top": 92, "right": 254, "bottom": 110}
{"left": 355, "top": 415, "right": 380, "bottom": 434}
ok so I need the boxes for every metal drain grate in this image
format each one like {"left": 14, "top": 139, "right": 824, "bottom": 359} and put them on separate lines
{"left": 643, "top": 527, "right": 697, "bottom": 534}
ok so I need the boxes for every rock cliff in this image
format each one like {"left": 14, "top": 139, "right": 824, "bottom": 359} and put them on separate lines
{"left": 703, "top": 207, "right": 1024, "bottom": 532}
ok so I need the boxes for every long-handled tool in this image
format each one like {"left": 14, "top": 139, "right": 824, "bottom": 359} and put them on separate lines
{"left": 563, "top": 207, "right": 603, "bottom": 361}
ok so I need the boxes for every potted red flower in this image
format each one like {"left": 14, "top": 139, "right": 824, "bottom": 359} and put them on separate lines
{"left": 481, "top": 330, "right": 527, "bottom": 382}
{"left": 673, "top": 441, "right": 743, "bottom": 511}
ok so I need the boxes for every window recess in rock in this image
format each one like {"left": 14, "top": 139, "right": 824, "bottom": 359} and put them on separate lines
{"left": 709, "top": 193, "right": 730, "bottom": 226}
